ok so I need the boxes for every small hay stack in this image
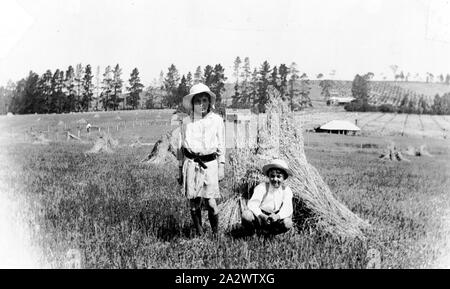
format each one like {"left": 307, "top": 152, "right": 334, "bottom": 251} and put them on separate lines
{"left": 141, "top": 128, "right": 179, "bottom": 165}
{"left": 219, "top": 90, "right": 369, "bottom": 239}
{"left": 379, "top": 143, "right": 410, "bottom": 162}
{"left": 76, "top": 118, "right": 88, "bottom": 125}
{"left": 404, "top": 146, "right": 416, "bottom": 156}
{"left": 85, "top": 133, "right": 118, "bottom": 154}
{"left": 32, "top": 133, "right": 51, "bottom": 145}
{"left": 418, "top": 145, "right": 433, "bottom": 157}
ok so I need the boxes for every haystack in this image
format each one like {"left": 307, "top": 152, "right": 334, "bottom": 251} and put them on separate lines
{"left": 85, "top": 133, "right": 118, "bottom": 154}
{"left": 31, "top": 133, "right": 50, "bottom": 145}
{"left": 94, "top": 114, "right": 100, "bottom": 118}
{"left": 76, "top": 118, "right": 88, "bottom": 124}
{"left": 141, "top": 128, "right": 178, "bottom": 165}
{"left": 379, "top": 143, "right": 410, "bottom": 162}
{"left": 404, "top": 146, "right": 416, "bottom": 156}
{"left": 57, "top": 120, "right": 65, "bottom": 126}
{"left": 115, "top": 116, "right": 122, "bottom": 120}
{"left": 418, "top": 145, "right": 433, "bottom": 157}
{"left": 404, "top": 145, "right": 433, "bottom": 157}
{"left": 219, "top": 90, "right": 368, "bottom": 239}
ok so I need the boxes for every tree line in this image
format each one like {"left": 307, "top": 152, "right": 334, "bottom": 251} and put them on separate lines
{"left": 0, "top": 64, "right": 144, "bottom": 114}
{"left": 230, "top": 57, "right": 312, "bottom": 112}
{"left": 132, "top": 57, "right": 313, "bottom": 114}
{"left": 1, "top": 56, "right": 315, "bottom": 115}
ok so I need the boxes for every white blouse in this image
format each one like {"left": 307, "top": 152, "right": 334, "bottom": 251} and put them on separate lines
{"left": 247, "top": 182, "right": 293, "bottom": 220}
{"left": 178, "top": 112, "right": 226, "bottom": 164}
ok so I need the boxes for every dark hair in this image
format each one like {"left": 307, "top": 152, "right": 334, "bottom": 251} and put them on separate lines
{"left": 267, "top": 168, "right": 288, "bottom": 180}
{"left": 191, "top": 92, "right": 212, "bottom": 114}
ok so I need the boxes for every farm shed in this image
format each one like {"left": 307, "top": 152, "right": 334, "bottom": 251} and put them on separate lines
{"left": 315, "top": 120, "right": 361, "bottom": 135}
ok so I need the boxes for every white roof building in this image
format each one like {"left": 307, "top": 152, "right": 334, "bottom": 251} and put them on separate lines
{"left": 320, "top": 120, "right": 361, "bottom": 131}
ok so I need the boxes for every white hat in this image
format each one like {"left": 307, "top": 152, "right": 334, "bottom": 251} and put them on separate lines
{"left": 262, "top": 159, "right": 293, "bottom": 178}
{"left": 182, "top": 83, "right": 216, "bottom": 111}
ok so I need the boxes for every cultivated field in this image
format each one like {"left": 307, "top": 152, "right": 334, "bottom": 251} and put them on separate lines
{"left": 0, "top": 109, "right": 449, "bottom": 268}
{"left": 296, "top": 108, "right": 450, "bottom": 140}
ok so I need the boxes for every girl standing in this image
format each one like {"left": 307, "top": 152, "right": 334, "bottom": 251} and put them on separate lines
{"left": 178, "top": 83, "right": 225, "bottom": 236}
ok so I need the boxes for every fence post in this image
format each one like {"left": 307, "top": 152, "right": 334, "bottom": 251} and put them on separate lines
{"left": 234, "top": 119, "right": 238, "bottom": 149}
{"left": 245, "top": 120, "right": 250, "bottom": 148}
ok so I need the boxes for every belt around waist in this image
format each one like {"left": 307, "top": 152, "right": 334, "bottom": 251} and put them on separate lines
{"left": 182, "top": 148, "right": 217, "bottom": 167}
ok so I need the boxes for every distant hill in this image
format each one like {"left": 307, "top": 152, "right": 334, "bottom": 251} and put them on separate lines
{"left": 374, "top": 81, "right": 450, "bottom": 97}
{"left": 220, "top": 80, "right": 450, "bottom": 109}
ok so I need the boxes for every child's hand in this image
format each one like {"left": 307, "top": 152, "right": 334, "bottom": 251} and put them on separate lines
{"left": 268, "top": 213, "right": 280, "bottom": 223}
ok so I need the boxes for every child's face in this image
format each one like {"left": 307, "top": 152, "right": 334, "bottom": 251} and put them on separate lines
{"left": 268, "top": 169, "right": 286, "bottom": 189}
{"left": 192, "top": 93, "right": 210, "bottom": 116}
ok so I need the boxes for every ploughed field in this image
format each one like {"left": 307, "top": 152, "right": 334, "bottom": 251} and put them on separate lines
{"left": 0, "top": 110, "right": 449, "bottom": 268}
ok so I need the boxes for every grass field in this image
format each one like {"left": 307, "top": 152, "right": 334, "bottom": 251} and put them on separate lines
{"left": 1, "top": 109, "right": 449, "bottom": 268}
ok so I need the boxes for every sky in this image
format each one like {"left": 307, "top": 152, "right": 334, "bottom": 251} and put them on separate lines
{"left": 0, "top": 0, "right": 449, "bottom": 86}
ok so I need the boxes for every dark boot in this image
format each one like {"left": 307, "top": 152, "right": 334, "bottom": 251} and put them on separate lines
{"left": 208, "top": 211, "right": 219, "bottom": 236}
{"left": 190, "top": 209, "right": 203, "bottom": 236}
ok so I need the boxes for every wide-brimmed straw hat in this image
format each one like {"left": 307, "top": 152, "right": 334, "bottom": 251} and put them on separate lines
{"left": 182, "top": 83, "right": 216, "bottom": 111}
{"left": 262, "top": 159, "right": 293, "bottom": 178}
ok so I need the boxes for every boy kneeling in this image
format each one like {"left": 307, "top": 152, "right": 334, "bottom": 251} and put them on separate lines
{"left": 241, "top": 159, "right": 294, "bottom": 235}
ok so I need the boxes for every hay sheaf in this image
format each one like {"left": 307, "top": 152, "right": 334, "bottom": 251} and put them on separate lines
{"left": 85, "top": 133, "right": 118, "bottom": 154}
{"left": 141, "top": 128, "right": 179, "bottom": 165}
{"left": 220, "top": 93, "right": 369, "bottom": 239}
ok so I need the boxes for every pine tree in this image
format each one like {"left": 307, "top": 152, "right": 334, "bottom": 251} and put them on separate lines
{"left": 238, "top": 57, "right": 252, "bottom": 108}
{"left": 186, "top": 72, "right": 193, "bottom": 88}
{"left": 164, "top": 64, "right": 180, "bottom": 108}
{"left": 65, "top": 66, "right": 76, "bottom": 112}
{"left": 194, "top": 66, "right": 203, "bottom": 84}
{"left": 278, "top": 64, "right": 289, "bottom": 100}
{"left": 249, "top": 68, "right": 259, "bottom": 110}
{"left": 203, "top": 65, "right": 214, "bottom": 87}
{"left": 94, "top": 66, "right": 101, "bottom": 111}
{"left": 233, "top": 56, "right": 242, "bottom": 84}
{"left": 298, "top": 72, "right": 312, "bottom": 108}
{"left": 81, "top": 64, "right": 94, "bottom": 111}
{"left": 177, "top": 75, "right": 189, "bottom": 110}
{"left": 288, "top": 62, "right": 300, "bottom": 111}
{"left": 271, "top": 65, "right": 280, "bottom": 91}
{"left": 74, "top": 63, "right": 84, "bottom": 111}
{"left": 101, "top": 66, "right": 113, "bottom": 111}
{"left": 159, "top": 71, "right": 165, "bottom": 89}
{"left": 51, "top": 69, "right": 65, "bottom": 113}
{"left": 211, "top": 64, "right": 227, "bottom": 107}
{"left": 257, "top": 61, "right": 272, "bottom": 113}
{"left": 127, "top": 68, "right": 144, "bottom": 110}
{"left": 37, "top": 70, "right": 53, "bottom": 113}
{"left": 112, "top": 64, "right": 123, "bottom": 110}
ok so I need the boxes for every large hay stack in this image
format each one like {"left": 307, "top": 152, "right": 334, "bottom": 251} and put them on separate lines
{"left": 220, "top": 93, "right": 368, "bottom": 239}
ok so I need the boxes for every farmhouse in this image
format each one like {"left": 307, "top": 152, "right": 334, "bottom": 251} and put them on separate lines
{"left": 328, "top": 96, "right": 355, "bottom": 105}
{"left": 315, "top": 120, "right": 361, "bottom": 135}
